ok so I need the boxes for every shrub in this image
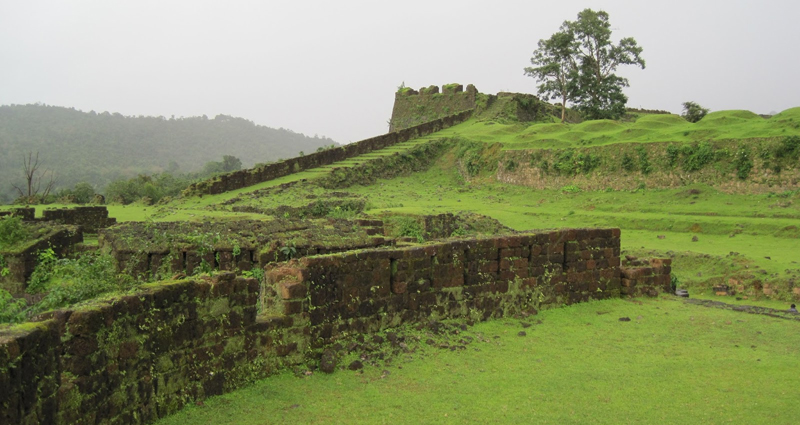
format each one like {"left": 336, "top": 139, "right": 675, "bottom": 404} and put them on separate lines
{"left": 552, "top": 149, "right": 599, "bottom": 175}
{"left": 0, "top": 216, "right": 29, "bottom": 249}
{"left": 733, "top": 145, "right": 753, "bottom": 180}
{"left": 666, "top": 145, "right": 680, "bottom": 168}
{"left": 387, "top": 216, "right": 425, "bottom": 243}
{"left": 455, "top": 141, "right": 488, "bottom": 177}
{"left": 682, "top": 141, "right": 715, "bottom": 172}
{"left": 578, "top": 153, "right": 601, "bottom": 173}
{"left": 681, "top": 101, "right": 709, "bottom": 123}
{"left": 504, "top": 159, "right": 518, "bottom": 172}
{"left": 776, "top": 135, "right": 800, "bottom": 160}
{"left": 0, "top": 289, "right": 27, "bottom": 324}
{"left": 26, "top": 251, "right": 135, "bottom": 316}
{"left": 621, "top": 153, "right": 636, "bottom": 172}
{"left": 637, "top": 146, "right": 652, "bottom": 175}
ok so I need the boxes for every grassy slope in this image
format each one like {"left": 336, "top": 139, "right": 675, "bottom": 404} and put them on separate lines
{"left": 158, "top": 297, "right": 800, "bottom": 424}
{"left": 427, "top": 107, "right": 800, "bottom": 150}
{"left": 6, "top": 108, "right": 798, "bottom": 295}
{"left": 6, "top": 107, "right": 799, "bottom": 423}
{"left": 343, "top": 164, "right": 800, "bottom": 293}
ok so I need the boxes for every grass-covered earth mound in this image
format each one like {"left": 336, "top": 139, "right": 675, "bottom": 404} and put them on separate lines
{"left": 2, "top": 104, "right": 800, "bottom": 424}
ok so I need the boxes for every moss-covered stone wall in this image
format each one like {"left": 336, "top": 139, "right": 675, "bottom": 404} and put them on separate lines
{"left": 270, "top": 228, "right": 640, "bottom": 346}
{"left": 0, "top": 274, "right": 305, "bottom": 424}
{"left": 389, "top": 84, "right": 478, "bottom": 131}
{"left": 41, "top": 206, "right": 116, "bottom": 233}
{"left": 183, "top": 111, "right": 473, "bottom": 197}
{"left": 0, "top": 229, "right": 670, "bottom": 424}
{"left": 0, "top": 226, "right": 83, "bottom": 295}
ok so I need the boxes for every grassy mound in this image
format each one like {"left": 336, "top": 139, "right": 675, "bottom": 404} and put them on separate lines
{"left": 425, "top": 107, "right": 800, "bottom": 149}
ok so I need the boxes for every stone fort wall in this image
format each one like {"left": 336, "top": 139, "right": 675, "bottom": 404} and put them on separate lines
{"left": 183, "top": 110, "right": 474, "bottom": 197}
{"left": 389, "top": 83, "right": 478, "bottom": 131}
{"left": 0, "top": 228, "right": 671, "bottom": 424}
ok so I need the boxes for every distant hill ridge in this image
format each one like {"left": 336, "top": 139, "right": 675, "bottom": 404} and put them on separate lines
{"left": 0, "top": 104, "right": 335, "bottom": 203}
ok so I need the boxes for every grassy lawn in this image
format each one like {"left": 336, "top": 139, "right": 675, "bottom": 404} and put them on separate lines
{"left": 157, "top": 296, "right": 800, "bottom": 424}
{"left": 339, "top": 164, "right": 799, "bottom": 290}
{"left": 428, "top": 108, "right": 800, "bottom": 149}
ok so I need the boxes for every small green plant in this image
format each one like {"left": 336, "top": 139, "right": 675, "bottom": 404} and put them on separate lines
{"left": 636, "top": 146, "right": 652, "bottom": 175}
{"left": 682, "top": 141, "right": 715, "bottom": 172}
{"left": 621, "top": 153, "right": 636, "bottom": 172}
{"left": 279, "top": 243, "right": 297, "bottom": 260}
{"left": 775, "top": 135, "right": 800, "bottom": 160}
{"left": 733, "top": 145, "right": 753, "bottom": 180}
{"left": 26, "top": 252, "right": 135, "bottom": 318}
{"left": 0, "top": 288, "right": 27, "bottom": 323}
{"left": 561, "top": 185, "right": 581, "bottom": 193}
{"left": 0, "top": 255, "right": 9, "bottom": 277}
{"left": 389, "top": 216, "right": 425, "bottom": 243}
{"left": 665, "top": 144, "right": 680, "bottom": 168}
{"left": 27, "top": 248, "right": 58, "bottom": 293}
{"left": 455, "top": 141, "right": 488, "bottom": 177}
{"left": 242, "top": 267, "right": 265, "bottom": 283}
{"left": 0, "top": 216, "right": 29, "bottom": 249}
{"left": 504, "top": 159, "right": 518, "bottom": 172}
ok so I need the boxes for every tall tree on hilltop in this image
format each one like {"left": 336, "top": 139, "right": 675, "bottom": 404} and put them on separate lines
{"left": 525, "top": 9, "right": 645, "bottom": 121}
{"left": 524, "top": 30, "right": 577, "bottom": 123}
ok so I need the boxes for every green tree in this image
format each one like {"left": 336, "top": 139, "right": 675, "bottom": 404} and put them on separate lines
{"left": 526, "top": 9, "right": 645, "bottom": 121}
{"left": 221, "top": 155, "right": 242, "bottom": 172}
{"left": 681, "top": 101, "right": 709, "bottom": 123}
{"left": 567, "top": 9, "right": 645, "bottom": 120}
{"left": 200, "top": 155, "right": 243, "bottom": 177}
{"left": 524, "top": 30, "right": 577, "bottom": 123}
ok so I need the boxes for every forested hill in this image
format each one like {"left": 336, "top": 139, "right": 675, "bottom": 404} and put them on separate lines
{"left": 0, "top": 104, "right": 336, "bottom": 202}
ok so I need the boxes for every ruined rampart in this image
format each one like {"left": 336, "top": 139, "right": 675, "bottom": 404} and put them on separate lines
{"left": 0, "top": 226, "right": 83, "bottom": 295}
{"left": 389, "top": 84, "right": 478, "bottom": 131}
{"left": 0, "top": 206, "right": 116, "bottom": 233}
{"left": 40, "top": 206, "right": 116, "bottom": 233}
{"left": 0, "top": 228, "right": 671, "bottom": 424}
{"left": 183, "top": 110, "right": 474, "bottom": 197}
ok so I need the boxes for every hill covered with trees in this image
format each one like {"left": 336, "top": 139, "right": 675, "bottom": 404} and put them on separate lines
{"left": 0, "top": 104, "right": 336, "bottom": 203}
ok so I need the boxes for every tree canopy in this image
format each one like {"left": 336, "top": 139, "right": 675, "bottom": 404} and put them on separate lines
{"left": 525, "top": 9, "right": 645, "bottom": 121}
{"left": 0, "top": 104, "right": 337, "bottom": 203}
{"left": 681, "top": 101, "right": 709, "bottom": 123}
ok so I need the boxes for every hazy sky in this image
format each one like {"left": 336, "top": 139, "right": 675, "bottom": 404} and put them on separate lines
{"left": 2, "top": 0, "right": 798, "bottom": 144}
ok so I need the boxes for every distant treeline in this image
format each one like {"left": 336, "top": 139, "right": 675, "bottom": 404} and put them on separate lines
{"left": 0, "top": 104, "right": 337, "bottom": 203}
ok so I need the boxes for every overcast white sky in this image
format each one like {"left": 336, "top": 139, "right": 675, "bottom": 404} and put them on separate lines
{"left": 1, "top": 0, "right": 798, "bottom": 144}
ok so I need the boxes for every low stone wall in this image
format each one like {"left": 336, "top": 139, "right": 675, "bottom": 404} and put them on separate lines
{"left": 98, "top": 219, "right": 391, "bottom": 280}
{"left": 269, "top": 229, "right": 629, "bottom": 345}
{"left": 184, "top": 110, "right": 473, "bottom": 197}
{"left": 0, "top": 206, "right": 116, "bottom": 232}
{"left": 0, "top": 228, "right": 671, "bottom": 424}
{"left": 0, "top": 226, "right": 83, "bottom": 295}
{"left": 0, "top": 274, "right": 304, "bottom": 424}
{"left": 0, "top": 208, "right": 35, "bottom": 221}
{"left": 41, "top": 206, "right": 116, "bottom": 233}
{"left": 621, "top": 258, "right": 673, "bottom": 297}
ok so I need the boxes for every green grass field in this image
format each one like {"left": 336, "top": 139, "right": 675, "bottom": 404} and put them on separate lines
{"left": 157, "top": 297, "right": 800, "bottom": 424}
{"left": 424, "top": 107, "right": 800, "bottom": 150}
{"left": 6, "top": 107, "right": 797, "bottom": 298}
{"left": 4, "top": 106, "right": 800, "bottom": 423}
